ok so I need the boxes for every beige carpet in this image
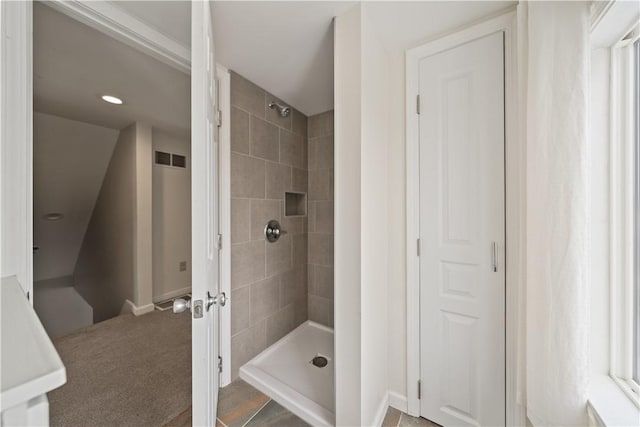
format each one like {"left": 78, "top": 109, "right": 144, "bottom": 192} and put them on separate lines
{"left": 49, "top": 309, "right": 191, "bottom": 427}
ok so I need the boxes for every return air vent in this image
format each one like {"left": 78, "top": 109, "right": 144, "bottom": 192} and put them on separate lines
{"left": 155, "top": 151, "right": 171, "bottom": 165}
{"left": 155, "top": 151, "right": 187, "bottom": 168}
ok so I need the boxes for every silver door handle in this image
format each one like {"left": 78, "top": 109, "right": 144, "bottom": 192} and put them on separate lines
{"left": 206, "top": 291, "right": 227, "bottom": 311}
{"left": 173, "top": 298, "right": 191, "bottom": 314}
{"left": 491, "top": 242, "right": 498, "bottom": 272}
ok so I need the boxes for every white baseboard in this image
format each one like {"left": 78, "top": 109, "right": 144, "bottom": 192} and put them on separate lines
{"left": 121, "top": 299, "right": 155, "bottom": 316}
{"left": 153, "top": 286, "right": 191, "bottom": 303}
{"left": 388, "top": 391, "right": 408, "bottom": 413}
{"left": 371, "top": 392, "right": 390, "bottom": 427}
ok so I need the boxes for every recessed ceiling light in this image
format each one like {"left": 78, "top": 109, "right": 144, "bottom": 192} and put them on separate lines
{"left": 101, "top": 95, "right": 123, "bottom": 105}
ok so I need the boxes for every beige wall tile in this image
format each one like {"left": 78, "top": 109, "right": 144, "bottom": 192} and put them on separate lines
{"left": 230, "top": 72, "right": 265, "bottom": 119}
{"left": 231, "top": 107, "right": 250, "bottom": 154}
{"left": 231, "top": 320, "right": 266, "bottom": 379}
{"left": 292, "top": 109, "right": 307, "bottom": 138}
{"left": 266, "top": 304, "right": 295, "bottom": 345}
{"left": 308, "top": 295, "right": 331, "bottom": 326}
{"left": 250, "top": 199, "right": 280, "bottom": 241}
{"left": 281, "top": 214, "right": 304, "bottom": 236}
{"left": 231, "top": 154, "right": 265, "bottom": 199}
{"left": 231, "top": 240, "right": 265, "bottom": 289}
{"left": 250, "top": 117, "right": 279, "bottom": 162}
{"left": 292, "top": 234, "right": 308, "bottom": 267}
{"left": 250, "top": 276, "right": 280, "bottom": 323}
{"left": 307, "top": 201, "right": 316, "bottom": 232}
{"left": 294, "top": 296, "right": 308, "bottom": 326}
{"left": 266, "top": 234, "right": 292, "bottom": 277}
{"left": 279, "top": 129, "right": 304, "bottom": 169}
{"left": 279, "top": 270, "right": 297, "bottom": 308}
{"left": 313, "top": 135, "right": 334, "bottom": 170}
{"left": 291, "top": 168, "right": 307, "bottom": 193}
{"left": 311, "top": 265, "right": 334, "bottom": 299}
{"left": 314, "top": 201, "right": 334, "bottom": 234}
{"left": 308, "top": 233, "right": 333, "bottom": 266}
{"left": 231, "top": 198, "right": 250, "bottom": 244}
{"left": 231, "top": 286, "right": 251, "bottom": 335}
{"left": 266, "top": 162, "right": 291, "bottom": 200}
{"left": 308, "top": 169, "right": 331, "bottom": 201}
{"left": 308, "top": 110, "right": 333, "bottom": 139}
{"left": 265, "top": 94, "right": 292, "bottom": 130}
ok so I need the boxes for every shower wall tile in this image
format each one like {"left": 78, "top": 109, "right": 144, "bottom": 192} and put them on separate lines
{"left": 308, "top": 110, "right": 334, "bottom": 139}
{"left": 231, "top": 286, "right": 251, "bottom": 335}
{"left": 231, "top": 240, "right": 265, "bottom": 289}
{"left": 266, "top": 304, "right": 295, "bottom": 346}
{"left": 292, "top": 110, "right": 307, "bottom": 138}
{"left": 231, "top": 153, "right": 266, "bottom": 199}
{"left": 231, "top": 72, "right": 266, "bottom": 119}
{"left": 250, "top": 117, "right": 279, "bottom": 162}
{"left": 231, "top": 198, "right": 251, "bottom": 244}
{"left": 307, "top": 110, "right": 334, "bottom": 328}
{"left": 231, "top": 107, "right": 250, "bottom": 154}
{"left": 230, "top": 71, "right": 309, "bottom": 380}
{"left": 250, "top": 276, "right": 280, "bottom": 323}
{"left": 314, "top": 201, "right": 334, "bottom": 234}
{"left": 231, "top": 320, "right": 266, "bottom": 379}
{"left": 279, "top": 129, "right": 304, "bottom": 169}
{"left": 291, "top": 168, "right": 307, "bottom": 193}
{"left": 266, "top": 162, "right": 292, "bottom": 200}
{"left": 266, "top": 234, "right": 292, "bottom": 277}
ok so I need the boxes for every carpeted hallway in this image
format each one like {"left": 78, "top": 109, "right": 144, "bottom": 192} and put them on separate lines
{"left": 49, "top": 309, "right": 191, "bottom": 427}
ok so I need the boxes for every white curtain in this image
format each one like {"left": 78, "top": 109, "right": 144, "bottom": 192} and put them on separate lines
{"left": 524, "top": 1, "right": 590, "bottom": 426}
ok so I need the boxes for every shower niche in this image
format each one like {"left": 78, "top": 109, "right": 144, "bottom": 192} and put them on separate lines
{"left": 284, "top": 192, "right": 306, "bottom": 217}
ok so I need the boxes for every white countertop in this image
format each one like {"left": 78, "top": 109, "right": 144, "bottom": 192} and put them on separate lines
{"left": 1, "top": 276, "right": 66, "bottom": 411}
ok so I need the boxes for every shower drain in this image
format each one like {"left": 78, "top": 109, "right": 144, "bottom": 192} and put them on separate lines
{"left": 311, "top": 356, "right": 328, "bottom": 368}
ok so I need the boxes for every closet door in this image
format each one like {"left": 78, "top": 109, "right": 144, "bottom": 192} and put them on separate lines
{"left": 418, "top": 31, "right": 505, "bottom": 427}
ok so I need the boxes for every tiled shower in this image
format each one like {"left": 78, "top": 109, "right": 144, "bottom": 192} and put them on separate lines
{"left": 229, "top": 71, "right": 334, "bottom": 379}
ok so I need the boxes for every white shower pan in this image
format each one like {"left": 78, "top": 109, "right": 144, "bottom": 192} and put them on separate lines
{"left": 240, "top": 321, "right": 334, "bottom": 426}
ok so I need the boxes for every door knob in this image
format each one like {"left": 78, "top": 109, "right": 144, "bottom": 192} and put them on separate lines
{"left": 173, "top": 298, "right": 191, "bottom": 314}
{"left": 206, "top": 291, "right": 227, "bottom": 311}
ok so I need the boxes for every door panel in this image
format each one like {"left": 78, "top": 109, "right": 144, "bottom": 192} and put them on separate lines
{"left": 191, "top": 0, "right": 219, "bottom": 425}
{"left": 419, "top": 32, "right": 505, "bottom": 427}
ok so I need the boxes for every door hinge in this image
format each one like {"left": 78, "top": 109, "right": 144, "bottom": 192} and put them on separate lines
{"left": 417, "top": 238, "right": 420, "bottom": 256}
{"left": 416, "top": 94, "right": 421, "bottom": 115}
{"left": 215, "top": 109, "right": 222, "bottom": 128}
{"left": 218, "top": 355, "right": 223, "bottom": 373}
{"left": 26, "top": 291, "right": 30, "bottom": 301}
{"left": 216, "top": 234, "right": 223, "bottom": 250}
{"left": 418, "top": 380, "right": 422, "bottom": 399}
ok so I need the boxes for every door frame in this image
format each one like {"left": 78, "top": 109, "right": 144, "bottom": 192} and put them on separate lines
{"left": 405, "top": 9, "right": 524, "bottom": 425}
{"left": 2, "top": 0, "right": 232, "bottom": 385}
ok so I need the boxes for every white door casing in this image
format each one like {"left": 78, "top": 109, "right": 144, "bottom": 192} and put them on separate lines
{"left": 191, "top": 0, "right": 220, "bottom": 425}
{"left": 418, "top": 32, "right": 505, "bottom": 427}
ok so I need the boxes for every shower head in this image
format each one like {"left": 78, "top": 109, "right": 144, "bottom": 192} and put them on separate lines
{"left": 268, "top": 101, "right": 291, "bottom": 118}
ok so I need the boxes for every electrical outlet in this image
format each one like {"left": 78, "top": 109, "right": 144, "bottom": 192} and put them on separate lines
{"left": 179, "top": 261, "right": 187, "bottom": 272}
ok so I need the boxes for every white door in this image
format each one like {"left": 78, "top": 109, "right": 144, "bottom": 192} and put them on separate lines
{"left": 418, "top": 32, "right": 505, "bottom": 427}
{"left": 191, "top": 0, "right": 221, "bottom": 425}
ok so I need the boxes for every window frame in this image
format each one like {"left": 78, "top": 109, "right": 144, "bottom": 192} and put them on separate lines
{"left": 609, "top": 23, "right": 640, "bottom": 407}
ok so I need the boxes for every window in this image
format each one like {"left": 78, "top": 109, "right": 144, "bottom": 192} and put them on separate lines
{"left": 633, "top": 38, "right": 639, "bottom": 387}
{"left": 610, "top": 26, "right": 640, "bottom": 404}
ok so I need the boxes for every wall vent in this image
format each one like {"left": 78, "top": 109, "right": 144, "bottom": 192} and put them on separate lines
{"left": 155, "top": 151, "right": 187, "bottom": 169}
{"left": 172, "top": 154, "right": 186, "bottom": 168}
{"left": 155, "top": 151, "right": 171, "bottom": 165}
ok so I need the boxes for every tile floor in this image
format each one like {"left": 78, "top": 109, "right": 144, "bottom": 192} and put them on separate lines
{"left": 165, "top": 379, "right": 440, "bottom": 427}
{"left": 164, "top": 379, "right": 309, "bottom": 427}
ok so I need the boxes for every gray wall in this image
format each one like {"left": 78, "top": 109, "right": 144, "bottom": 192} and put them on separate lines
{"left": 229, "top": 72, "right": 309, "bottom": 378}
{"left": 307, "top": 111, "right": 334, "bottom": 327}
{"left": 73, "top": 122, "right": 153, "bottom": 322}
{"left": 73, "top": 124, "right": 137, "bottom": 322}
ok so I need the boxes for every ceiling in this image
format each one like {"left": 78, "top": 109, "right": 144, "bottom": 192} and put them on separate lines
{"left": 34, "top": 2, "right": 191, "bottom": 136}
{"left": 35, "top": 1, "right": 516, "bottom": 123}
